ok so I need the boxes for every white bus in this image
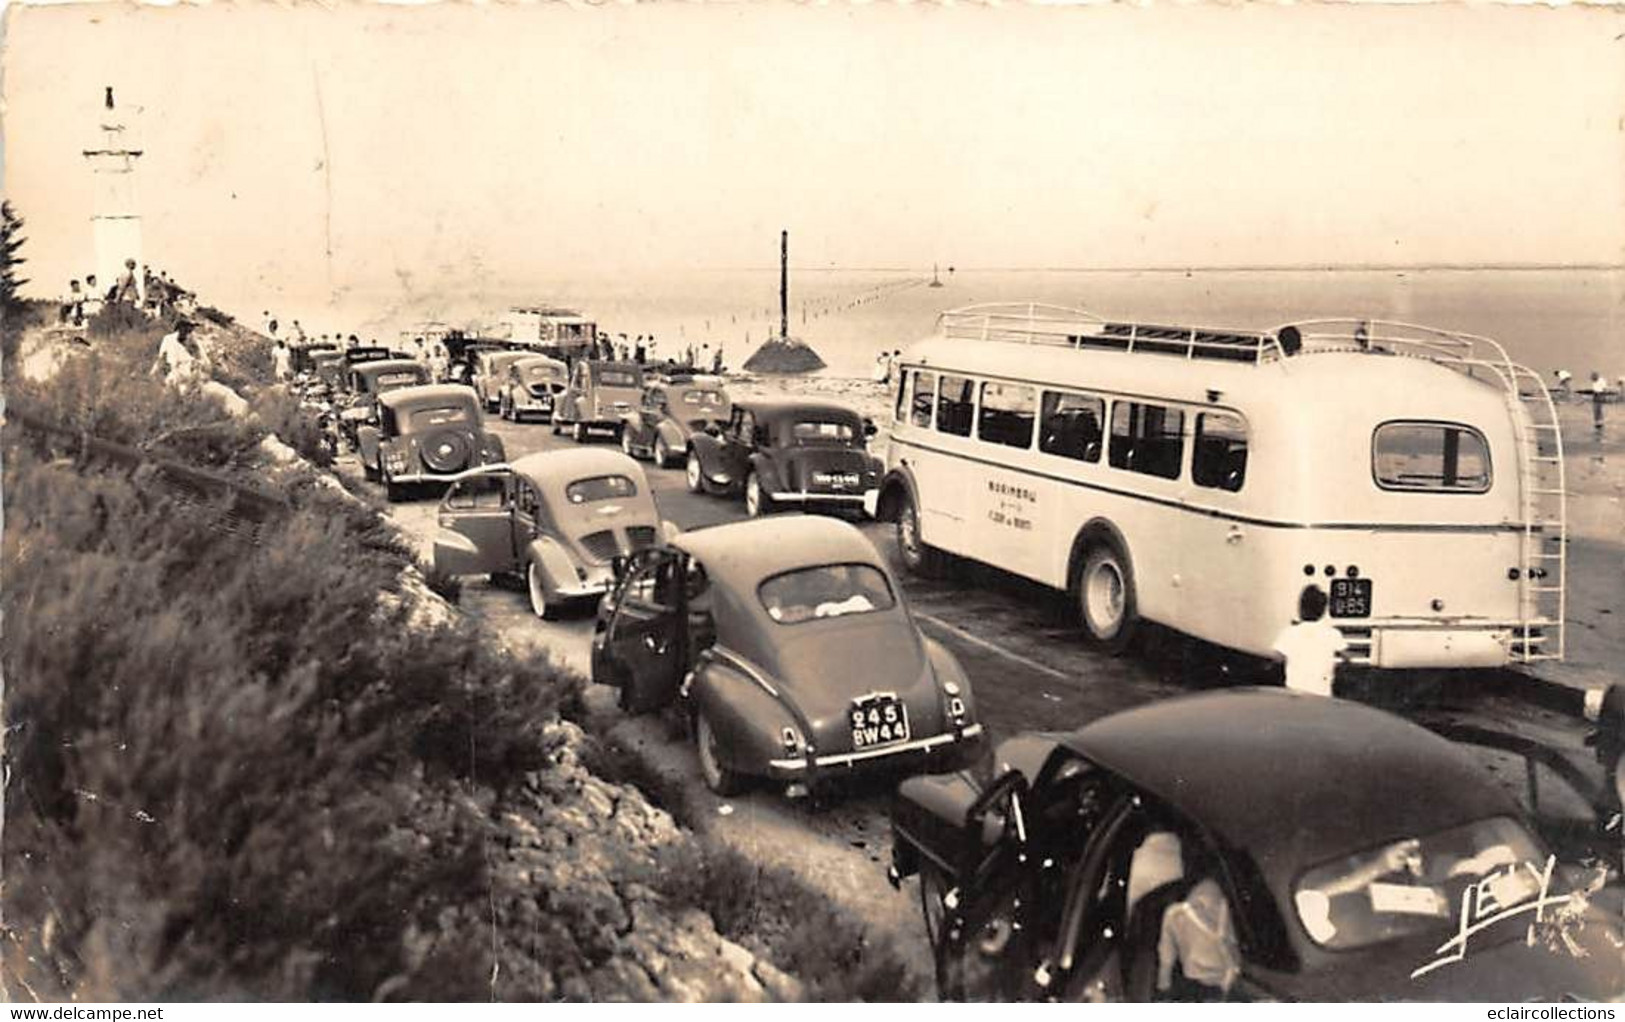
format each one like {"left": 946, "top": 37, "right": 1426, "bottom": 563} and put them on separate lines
{"left": 869, "top": 304, "right": 1567, "bottom": 669}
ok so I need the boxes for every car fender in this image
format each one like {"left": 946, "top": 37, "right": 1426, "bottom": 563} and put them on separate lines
{"left": 688, "top": 431, "right": 723, "bottom": 471}
{"left": 357, "top": 424, "right": 382, "bottom": 466}
{"left": 1066, "top": 517, "right": 1133, "bottom": 593}
{"left": 689, "top": 655, "right": 805, "bottom": 776}
{"left": 655, "top": 418, "right": 686, "bottom": 451}
{"left": 481, "top": 432, "right": 507, "bottom": 464}
{"left": 746, "top": 452, "right": 786, "bottom": 492}
{"left": 922, "top": 634, "right": 977, "bottom": 727}
{"left": 523, "top": 534, "right": 579, "bottom": 598}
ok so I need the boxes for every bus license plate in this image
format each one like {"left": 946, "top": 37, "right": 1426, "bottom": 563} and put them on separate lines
{"left": 851, "top": 697, "right": 910, "bottom": 749}
{"left": 1330, "top": 578, "right": 1373, "bottom": 618}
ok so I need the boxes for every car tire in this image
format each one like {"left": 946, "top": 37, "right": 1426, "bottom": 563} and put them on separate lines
{"left": 919, "top": 863, "right": 964, "bottom": 1001}
{"left": 1077, "top": 542, "right": 1138, "bottom": 654}
{"left": 695, "top": 711, "right": 744, "bottom": 796}
{"left": 685, "top": 451, "right": 706, "bottom": 494}
{"left": 896, "top": 490, "right": 949, "bottom": 577}
{"left": 654, "top": 435, "right": 673, "bottom": 468}
{"left": 744, "top": 472, "right": 773, "bottom": 518}
{"left": 552, "top": 420, "right": 562, "bottom": 436}
{"left": 573, "top": 422, "right": 589, "bottom": 444}
{"left": 527, "top": 560, "right": 556, "bottom": 620}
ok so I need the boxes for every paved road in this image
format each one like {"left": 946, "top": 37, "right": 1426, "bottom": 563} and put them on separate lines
{"left": 348, "top": 408, "right": 1613, "bottom": 996}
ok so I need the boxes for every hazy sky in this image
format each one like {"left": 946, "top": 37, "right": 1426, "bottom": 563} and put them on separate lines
{"left": 4, "top": 2, "right": 1623, "bottom": 308}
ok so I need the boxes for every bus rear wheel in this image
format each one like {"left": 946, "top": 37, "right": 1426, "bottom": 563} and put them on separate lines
{"left": 1078, "top": 543, "right": 1138, "bottom": 654}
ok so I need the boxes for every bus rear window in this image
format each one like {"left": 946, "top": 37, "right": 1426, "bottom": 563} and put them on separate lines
{"left": 1039, "top": 390, "right": 1104, "bottom": 463}
{"left": 1109, "top": 402, "right": 1184, "bottom": 480}
{"left": 1193, "top": 412, "right": 1248, "bottom": 492}
{"left": 978, "top": 382, "right": 1036, "bottom": 449}
{"left": 937, "top": 375, "right": 975, "bottom": 437}
{"left": 1373, "top": 422, "right": 1491, "bottom": 493}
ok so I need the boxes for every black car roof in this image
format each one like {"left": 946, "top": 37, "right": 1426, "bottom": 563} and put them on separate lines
{"left": 1060, "top": 689, "right": 1520, "bottom": 883}
{"left": 353, "top": 359, "right": 426, "bottom": 380}
{"left": 378, "top": 384, "right": 481, "bottom": 411}
{"left": 736, "top": 397, "right": 862, "bottom": 423}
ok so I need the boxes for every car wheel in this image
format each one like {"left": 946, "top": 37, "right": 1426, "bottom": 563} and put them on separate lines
{"left": 744, "top": 472, "right": 773, "bottom": 518}
{"left": 919, "top": 863, "right": 965, "bottom": 1001}
{"left": 621, "top": 427, "right": 636, "bottom": 458}
{"left": 685, "top": 451, "right": 706, "bottom": 494}
{"left": 897, "top": 490, "right": 948, "bottom": 577}
{"left": 552, "top": 420, "right": 562, "bottom": 436}
{"left": 527, "top": 560, "right": 556, "bottom": 620}
{"left": 383, "top": 467, "right": 406, "bottom": 503}
{"left": 362, "top": 456, "right": 380, "bottom": 482}
{"left": 654, "top": 435, "right": 672, "bottom": 468}
{"left": 1078, "top": 542, "right": 1138, "bottom": 654}
{"left": 695, "top": 711, "right": 744, "bottom": 796}
{"left": 572, "top": 422, "right": 589, "bottom": 444}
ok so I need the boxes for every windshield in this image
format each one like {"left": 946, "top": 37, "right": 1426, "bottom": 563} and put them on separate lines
{"left": 790, "top": 419, "right": 859, "bottom": 445}
{"left": 377, "top": 370, "right": 425, "bottom": 390}
{"left": 597, "top": 368, "right": 642, "bottom": 389}
{"left": 679, "top": 388, "right": 727, "bottom": 408}
{"left": 757, "top": 563, "right": 896, "bottom": 625}
{"left": 408, "top": 405, "right": 474, "bottom": 428}
{"left": 1293, "top": 816, "right": 1544, "bottom": 951}
{"left": 565, "top": 475, "right": 639, "bottom": 504}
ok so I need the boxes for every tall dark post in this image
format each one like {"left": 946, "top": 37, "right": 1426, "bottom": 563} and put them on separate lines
{"left": 779, "top": 229, "right": 789, "bottom": 341}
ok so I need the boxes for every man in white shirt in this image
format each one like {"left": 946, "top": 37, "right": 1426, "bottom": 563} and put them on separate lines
{"left": 152, "top": 319, "right": 204, "bottom": 382}
{"left": 1272, "top": 586, "right": 1347, "bottom": 697}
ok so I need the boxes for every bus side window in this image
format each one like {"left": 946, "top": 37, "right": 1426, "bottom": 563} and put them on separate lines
{"left": 911, "top": 371, "right": 937, "bottom": 428}
{"left": 978, "top": 381, "right": 1037, "bottom": 449}
{"left": 1040, "top": 390, "right": 1105, "bottom": 463}
{"left": 1110, "top": 401, "right": 1185, "bottom": 481}
{"left": 937, "top": 374, "right": 975, "bottom": 438}
{"left": 1193, "top": 412, "right": 1248, "bottom": 493}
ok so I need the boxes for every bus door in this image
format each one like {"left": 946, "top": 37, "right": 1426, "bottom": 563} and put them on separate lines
{"left": 916, "top": 372, "right": 977, "bottom": 549}
{"left": 1178, "top": 409, "right": 1257, "bottom": 646}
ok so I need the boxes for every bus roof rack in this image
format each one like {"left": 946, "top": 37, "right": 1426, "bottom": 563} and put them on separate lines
{"left": 936, "top": 303, "right": 1287, "bottom": 364}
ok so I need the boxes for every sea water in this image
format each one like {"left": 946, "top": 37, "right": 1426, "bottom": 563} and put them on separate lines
{"left": 251, "top": 267, "right": 1624, "bottom": 382}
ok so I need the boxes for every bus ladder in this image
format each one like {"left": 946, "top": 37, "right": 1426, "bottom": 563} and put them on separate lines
{"left": 1500, "top": 362, "right": 1568, "bottom": 663}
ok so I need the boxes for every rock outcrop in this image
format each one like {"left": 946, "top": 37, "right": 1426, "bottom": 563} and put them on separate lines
{"left": 741, "top": 336, "right": 826, "bottom": 374}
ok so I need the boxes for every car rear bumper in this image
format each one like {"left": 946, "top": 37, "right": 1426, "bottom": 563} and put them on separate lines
{"left": 766, "top": 723, "right": 983, "bottom": 779}
{"left": 1336, "top": 618, "right": 1558, "bottom": 668}
{"left": 769, "top": 487, "right": 880, "bottom": 513}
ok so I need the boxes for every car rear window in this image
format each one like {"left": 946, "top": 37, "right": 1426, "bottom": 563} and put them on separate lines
{"left": 790, "top": 420, "right": 858, "bottom": 445}
{"left": 377, "top": 371, "right": 424, "bottom": 389}
{"left": 680, "top": 388, "right": 726, "bottom": 407}
{"left": 1373, "top": 421, "right": 1492, "bottom": 493}
{"left": 566, "top": 474, "right": 639, "bottom": 504}
{"left": 597, "top": 368, "right": 641, "bottom": 388}
{"left": 408, "top": 405, "right": 473, "bottom": 428}
{"left": 758, "top": 563, "right": 896, "bottom": 625}
{"left": 1292, "top": 816, "right": 1543, "bottom": 951}
{"left": 523, "top": 363, "right": 565, "bottom": 383}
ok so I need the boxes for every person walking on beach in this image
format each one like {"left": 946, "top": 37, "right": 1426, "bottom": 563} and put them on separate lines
{"left": 1591, "top": 371, "right": 1608, "bottom": 435}
{"left": 1272, "top": 586, "right": 1347, "bottom": 697}
{"left": 1555, "top": 368, "right": 1573, "bottom": 401}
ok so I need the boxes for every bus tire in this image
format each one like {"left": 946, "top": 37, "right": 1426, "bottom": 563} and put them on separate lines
{"left": 897, "top": 491, "right": 948, "bottom": 577}
{"left": 1077, "top": 542, "right": 1138, "bottom": 654}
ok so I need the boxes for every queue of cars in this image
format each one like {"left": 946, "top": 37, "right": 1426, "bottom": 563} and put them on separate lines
{"left": 285, "top": 335, "right": 1624, "bottom": 1003}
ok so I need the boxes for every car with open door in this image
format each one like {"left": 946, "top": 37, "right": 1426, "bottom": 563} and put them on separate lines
{"left": 590, "top": 516, "right": 983, "bottom": 797}
{"left": 433, "top": 449, "right": 665, "bottom": 618}
{"left": 358, "top": 384, "right": 506, "bottom": 501}
{"left": 338, "top": 358, "right": 431, "bottom": 447}
{"left": 684, "top": 398, "right": 881, "bottom": 518}
{"left": 497, "top": 354, "right": 568, "bottom": 423}
{"left": 619, "top": 372, "right": 731, "bottom": 467}
{"left": 888, "top": 689, "right": 1624, "bottom": 1002}
{"left": 554, "top": 360, "right": 646, "bottom": 443}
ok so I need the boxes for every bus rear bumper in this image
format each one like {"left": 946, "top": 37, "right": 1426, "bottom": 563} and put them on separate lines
{"left": 1338, "top": 619, "right": 1559, "bottom": 668}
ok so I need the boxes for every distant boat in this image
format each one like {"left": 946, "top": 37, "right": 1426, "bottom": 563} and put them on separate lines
{"left": 929, "top": 264, "right": 945, "bottom": 288}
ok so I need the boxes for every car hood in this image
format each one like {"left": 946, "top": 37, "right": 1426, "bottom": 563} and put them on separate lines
{"left": 754, "top": 616, "right": 942, "bottom": 749}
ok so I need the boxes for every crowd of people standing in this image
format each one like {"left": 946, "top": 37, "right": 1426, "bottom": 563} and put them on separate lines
{"left": 60, "top": 259, "right": 197, "bottom": 329}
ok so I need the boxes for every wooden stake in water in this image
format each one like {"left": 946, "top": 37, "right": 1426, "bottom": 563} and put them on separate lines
{"left": 780, "top": 229, "right": 789, "bottom": 342}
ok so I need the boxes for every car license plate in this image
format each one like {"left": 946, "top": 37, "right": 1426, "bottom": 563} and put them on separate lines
{"left": 814, "top": 472, "right": 861, "bottom": 490}
{"left": 1330, "top": 578, "right": 1373, "bottom": 618}
{"left": 850, "top": 696, "right": 910, "bottom": 749}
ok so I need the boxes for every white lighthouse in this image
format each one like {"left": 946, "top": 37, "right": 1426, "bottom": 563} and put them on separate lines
{"left": 82, "top": 86, "right": 144, "bottom": 298}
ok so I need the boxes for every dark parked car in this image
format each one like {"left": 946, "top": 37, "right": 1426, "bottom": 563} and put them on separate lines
{"left": 498, "top": 354, "right": 569, "bottom": 423}
{"left": 889, "top": 689, "right": 1624, "bottom": 1002}
{"left": 591, "top": 516, "right": 983, "bottom": 797}
{"left": 619, "top": 373, "right": 731, "bottom": 467}
{"left": 341, "top": 345, "right": 397, "bottom": 377}
{"left": 433, "top": 449, "right": 665, "bottom": 618}
{"left": 555, "top": 360, "right": 647, "bottom": 443}
{"left": 337, "top": 358, "right": 431, "bottom": 446}
{"left": 358, "top": 384, "right": 506, "bottom": 501}
{"left": 685, "top": 398, "right": 881, "bottom": 518}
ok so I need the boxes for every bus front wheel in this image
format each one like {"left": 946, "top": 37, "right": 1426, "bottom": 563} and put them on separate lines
{"left": 1078, "top": 544, "right": 1138, "bottom": 654}
{"left": 897, "top": 492, "right": 949, "bottom": 577}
